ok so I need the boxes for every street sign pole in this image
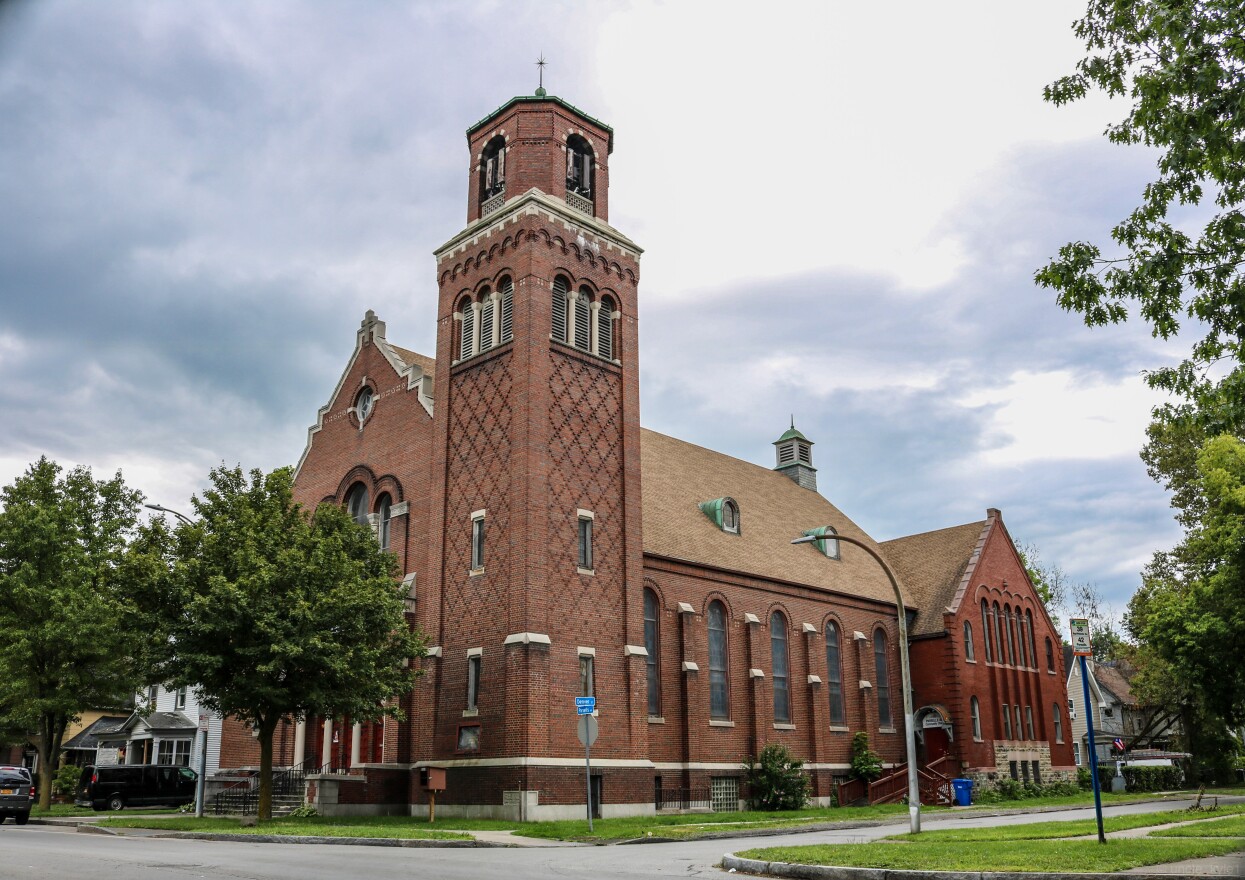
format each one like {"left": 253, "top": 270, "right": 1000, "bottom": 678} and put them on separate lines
{"left": 194, "top": 714, "right": 210, "bottom": 819}
{"left": 584, "top": 731, "right": 593, "bottom": 832}
{"left": 1070, "top": 618, "right": 1105, "bottom": 845}
{"left": 575, "top": 699, "right": 598, "bottom": 832}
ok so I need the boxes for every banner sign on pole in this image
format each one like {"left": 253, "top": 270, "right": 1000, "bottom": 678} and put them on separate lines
{"left": 1069, "top": 618, "right": 1093, "bottom": 657}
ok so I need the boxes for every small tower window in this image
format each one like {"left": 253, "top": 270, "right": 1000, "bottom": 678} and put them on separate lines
{"left": 459, "top": 295, "right": 475, "bottom": 360}
{"left": 499, "top": 276, "right": 514, "bottom": 343}
{"left": 478, "top": 286, "right": 494, "bottom": 352}
{"left": 566, "top": 135, "right": 594, "bottom": 196}
{"left": 574, "top": 286, "right": 592, "bottom": 351}
{"left": 552, "top": 276, "right": 570, "bottom": 343}
{"left": 481, "top": 135, "right": 505, "bottom": 199}
{"left": 598, "top": 295, "right": 615, "bottom": 359}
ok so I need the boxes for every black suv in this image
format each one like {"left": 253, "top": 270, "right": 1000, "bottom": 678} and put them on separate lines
{"left": 0, "top": 766, "right": 33, "bottom": 825}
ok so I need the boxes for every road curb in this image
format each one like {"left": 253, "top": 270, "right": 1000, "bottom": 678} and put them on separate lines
{"left": 720, "top": 853, "right": 1200, "bottom": 880}
{"left": 144, "top": 831, "right": 506, "bottom": 847}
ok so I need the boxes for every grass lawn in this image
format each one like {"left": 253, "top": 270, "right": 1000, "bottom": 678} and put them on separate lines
{"left": 736, "top": 838, "right": 1245, "bottom": 873}
{"left": 882, "top": 805, "right": 1245, "bottom": 842}
{"left": 33, "top": 804, "right": 173, "bottom": 817}
{"left": 1153, "top": 814, "right": 1245, "bottom": 838}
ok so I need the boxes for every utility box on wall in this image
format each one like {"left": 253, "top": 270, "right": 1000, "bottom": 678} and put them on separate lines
{"left": 419, "top": 766, "right": 446, "bottom": 791}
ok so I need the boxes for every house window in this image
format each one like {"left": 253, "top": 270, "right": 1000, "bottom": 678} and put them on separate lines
{"left": 981, "top": 600, "right": 993, "bottom": 662}
{"left": 466, "top": 652, "right": 481, "bottom": 711}
{"left": 175, "top": 687, "right": 187, "bottom": 711}
{"left": 470, "top": 511, "right": 485, "bottom": 572}
{"left": 644, "top": 589, "right": 661, "bottom": 716}
{"left": 874, "top": 628, "right": 892, "bottom": 728}
{"left": 147, "top": 684, "right": 159, "bottom": 705}
{"left": 481, "top": 135, "right": 505, "bottom": 198}
{"left": 722, "top": 500, "right": 739, "bottom": 534}
{"left": 708, "top": 600, "right": 730, "bottom": 719}
{"left": 1025, "top": 706, "right": 1035, "bottom": 740}
{"left": 1073, "top": 742, "right": 1081, "bottom": 765}
{"left": 459, "top": 295, "right": 475, "bottom": 359}
{"left": 566, "top": 134, "right": 594, "bottom": 196}
{"left": 1045, "top": 637, "right": 1055, "bottom": 673}
{"left": 970, "top": 696, "right": 982, "bottom": 740}
{"left": 499, "top": 276, "right": 514, "bottom": 343}
{"left": 552, "top": 276, "right": 570, "bottom": 343}
{"left": 771, "top": 611, "right": 790, "bottom": 724}
{"left": 377, "top": 493, "right": 392, "bottom": 552}
{"left": 157, "top": 739, "right": 191, "bottom": 767}
{"left": 825, "top": 620, "right": 845, "bottom": 726}
{"left": 579, "top": 653, "right": 595, "bottom": 698}
{"left": 597, "top": 295, "right": 616, "bottom": 359}
{"left": 577, "top": 513, "right": 593, "bottom": 571}
{"left": 346, "top": 483, "right": 370, "bottom": 527}
{"left": 963, "top": 620, "right": 975, "bottom": 662}
{"left": 1054, "top": 703, "right": 1063, "bottom": 743}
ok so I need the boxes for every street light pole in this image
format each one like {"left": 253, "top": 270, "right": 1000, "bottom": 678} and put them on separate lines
{"left": 793, "top": 532, "right": 921, "bottom": 833}
{"left": 144, "top": 502, "right": 194, "bottom": 525}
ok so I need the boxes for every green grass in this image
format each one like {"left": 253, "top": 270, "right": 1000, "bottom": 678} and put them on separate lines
{"left": 32, "top": 804, "right": 173, "bottom": 817}
{"left": 736, "top": 838, "right": 1245, "bottom": 872}
{"left": 99, "top": 816, "right": 469, "bottom": 840}
{"left": 882, "top": 805, "right": 1245, "bottom": 842}
{"left": 1153, "top": 814, "right": 1245, "bottom": 838}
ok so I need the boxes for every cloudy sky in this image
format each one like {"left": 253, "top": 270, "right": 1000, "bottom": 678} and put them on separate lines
{"left": 0, "top": 1, "right": 1189, "bottom": 620}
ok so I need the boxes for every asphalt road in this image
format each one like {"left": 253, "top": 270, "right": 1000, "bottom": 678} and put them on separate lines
{"left": 0, "top": 798, "right": 1240, "bottom": 879}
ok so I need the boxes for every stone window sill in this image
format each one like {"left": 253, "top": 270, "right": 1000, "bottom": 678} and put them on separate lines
{"left": 648, "top": 716, "right": 665, "bottom": 724}
{"left": 469, "top": 567, "right": 484, "bottom": 577}
{"left": 773, "top": 723, "right": 796, "bottom": 731}
{"left": 709, "top": 719, "right": 735, "bottom": 728}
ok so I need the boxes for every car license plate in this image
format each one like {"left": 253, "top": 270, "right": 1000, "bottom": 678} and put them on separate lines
{"left": 0, "top": 788, "right": 12, "bottom": 794}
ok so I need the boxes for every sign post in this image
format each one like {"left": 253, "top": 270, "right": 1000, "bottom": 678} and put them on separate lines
{"left": 575, "top": 697, "right": 598, "bottom": 831}
{"left": 1070, "top": 618, "right": 1105, "bottom": 844}
{"left": 195, "top": 713, "right": 210, "bottom": 818}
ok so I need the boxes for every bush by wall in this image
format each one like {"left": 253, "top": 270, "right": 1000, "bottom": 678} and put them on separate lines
{"left": 1122, "top": 765, "right": 1184, "bottom": 792}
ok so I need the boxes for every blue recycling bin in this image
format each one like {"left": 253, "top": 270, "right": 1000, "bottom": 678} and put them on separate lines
{"left": 952, "top": 778, "right": 973, "bottom": 806}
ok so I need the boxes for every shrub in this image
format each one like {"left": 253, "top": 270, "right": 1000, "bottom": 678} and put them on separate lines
{"left": 849, "top": 732, "right": 883, "bottom": 782}
{"left": 1123, "top": 765, "right": 1183, "bottom": 792}
{"left": 53, "top": 764, "right": 81, "bottom": 798}
{"left": 744, "top": 744, "right": 809, "bottom": 811}
{"left": 287, "top": 803, "right": 319, "bottom": 818}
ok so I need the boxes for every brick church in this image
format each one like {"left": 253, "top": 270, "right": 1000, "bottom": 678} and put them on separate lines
{"left": 217, "top": 88, "right": 1075, "bottom": 817}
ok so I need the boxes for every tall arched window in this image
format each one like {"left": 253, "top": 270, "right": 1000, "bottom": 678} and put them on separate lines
{"left": 771, "top": 611, "right": 790, "bottom": 723}
{"left": 1045, "top": 637, "right": 1055, "bottom": 673}
{"left": 963, "top": 620, "right": 975, "bottom": 662}
{"left": 481, "top": 135, "right": 506, "bottom": 199}
{"left": 1053, "top": 703, "right": 1064, "bottom": 742}
{"left": 499, "top": 276, "right": 514, "bottom": 343}
{"left": 970, "top": 696, "right": 982, "bottom": 740}
{"left": 708, "top": 601, "right": 730, "bottom": 719}
{"left": 459, "top": 295, "right": 475, "bottom": 360}
{"left": 825, "top": 620, "right": 845, "bottom": 725}
{"left": 377, "top": 493, "right": 392, "bottom": 552}
{"left": 1001, "top": 703, "right": 1012, "bottom": 739}
{"left": 1004, "top": 605, "right": 1017, "bottom": 665}
{"left": 1016, "top": 608, "right": 1029, "bottom": 666}
{"left": 981, "top": 600, "right": 993, "bottom": 662}
{"left": 552, "top": 276, "right": 569, "bottom": 343}
{"left": 346, "top": 483, "right": 369, "bottom": 527}
{"left": 874, "top": 628, "right": 892, "bottom": 728}
{"left": 1026, "top": 610, "right": 1037, "bottom": 667}
{"left": 992, "top": 602, "right": 1004, "bottom": 665}
{"left": 598, "top": 294, "right": 615, "bottom": 359}
{"left": 644, "top": 589, "right": 660, "bottom": 717}
{"left": 478, "top": 286, "right": 494, "bottom": 352}
{"left": 566, "top": 135, "right": 594, "bottom": 196}
{"left": 574, "top": 286, "right": 592, "bottom": 350}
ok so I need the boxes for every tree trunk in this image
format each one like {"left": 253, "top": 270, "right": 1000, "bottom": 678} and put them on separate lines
{"left": 257, "top": 716, "right": 277, "bottom": 821}
{"left": 34, "top": 711, "right": 66, "bottom": 811}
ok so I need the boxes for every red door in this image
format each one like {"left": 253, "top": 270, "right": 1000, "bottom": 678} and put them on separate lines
{"left": 923, "top": 727, "right": 950, "bottom": 763}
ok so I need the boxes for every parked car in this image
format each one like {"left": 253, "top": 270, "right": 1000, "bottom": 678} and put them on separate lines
{"left": 75, "top": 764, "right": 197, "bottom": 811}
{"left": 0, "top": 767, "right": 33, "bottom": 825}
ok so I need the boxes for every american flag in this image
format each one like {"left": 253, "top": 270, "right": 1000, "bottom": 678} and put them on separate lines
{"left": 1113, "top": 738, "right": 1125, "bottom": 751}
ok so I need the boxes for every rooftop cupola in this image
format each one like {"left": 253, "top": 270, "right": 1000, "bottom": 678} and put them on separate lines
{"left": 773, "top": 419, "right": 816, "bottom": 491}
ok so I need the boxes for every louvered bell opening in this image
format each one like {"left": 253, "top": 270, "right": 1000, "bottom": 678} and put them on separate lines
{"left": 500, "top": 280, "right": 514, "bottom": 343}
{"left": 778, "top": 443, "right": 796, "bottom": 465}
{"left": 479, "top": 294, "right": 494, "bottom": 352}
{"left": 552, "top": 279, "right": 568, "bottom": 343}
{"left": 574, "top": 294, "right": 591, "bottom": 350}
{"left": 460, "top": 303, "right": 475, "bottom": 359}
{"left": 597, "top": 299, "right": 613, "bottom": 359}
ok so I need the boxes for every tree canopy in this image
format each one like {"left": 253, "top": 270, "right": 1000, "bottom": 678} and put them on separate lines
{"left": 0, "top": 458, "right": 147, "bottom": 808}
{"left": 141, "top": 465, "right": 424, "bottom": 819}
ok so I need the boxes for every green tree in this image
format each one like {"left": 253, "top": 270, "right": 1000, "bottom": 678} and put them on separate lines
{"left": 744, "top": 743, "right": 809, "bottom": 811}
{"left": 849, "top": 731, "right": 883, "bottom": 782}
{"left": 0, "top": 458, "right": 147, "bottom": 809}
{"left": 1036, "top": 0, "right": 1245, "bottom": 422}
{"left": 142, "top": 465, "right": 424, "bottom": 820}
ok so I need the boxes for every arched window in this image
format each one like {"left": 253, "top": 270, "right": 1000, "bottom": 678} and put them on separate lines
{"left": 566, "top": 135, "right": 594, "bottom": 196}
{"left": 992, "top": 602, "right": 1004, "bottom": 665}
{"left": 552, "top": 276, "right": 569, "bottom": 343}
{"left": 825, "top": 620, "right": 845, "bottom": 726}
{"left": 481, "top": 135, "right": 505, "bottom": 199}
{"left": 963, "top": 620, "right": 975, "bottom": 662}
{"left": 644, "top": 589, "right": 660, "bottom": 717}
{"left": 354, "top": 386, "right": 374, "bottom": 425}
{"left": 970, "top": 696, "right": 982, "bottom": 740}
{"left": 1026, "top": 609, "right": 1038, "bottom": 667}
{"left": 1053, "top": 703, "right": 1064, "bottom": 743}
{"left": 874, "top": 628, "right": 892, "bottom": 728}
{"left": 499, "top": 276, "right": 514, "bottom": 343}
{"left": 1016, "top": 608, "right": 1029, "bottom": 666}
{"left": 1001, "top": 703, "right": 1012, "bottom": 739}
{"left": 478, "top": 286, "right": 494, "bottom": 352}
{"left": 574, "top": 286, "right": 592, "bottom": 350}
{"left": 771, "top": 611, "right": 790, "bottom": 723}
{"left": 459, "top": 295, "right": 475, "bottom": 360}
{"left": 708, "top": 601, "right": 729, "bottom": 719}
{"left": 597, "top": 294, "right": 615, "bottom": 359}
{"left": 981, "top": 600, "right": 993, "bottom": 662}
{"left": 346, "top": 483, "right": 369, "bottom": 527}
{"left": 1045, "top": 637, "right": 1055, "bottom": 673}
{"left": 722, "top": 499, "right": 740, "bottom": 534}
{"left": 377, "top": 493, "right": 392, "bottom": 552}
{"left": 1004, "top": 605, "right": 1016, "bottom": 665}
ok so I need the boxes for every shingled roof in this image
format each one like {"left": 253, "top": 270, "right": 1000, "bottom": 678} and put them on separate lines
{"left": 639, "top": 429, "right": 900, "bottom": 607}
{"left": 880, "top": 519, "right": 991, "bottom": 635}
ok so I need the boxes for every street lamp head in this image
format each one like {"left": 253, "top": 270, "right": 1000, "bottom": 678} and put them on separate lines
{"left": 790, "top": 535, "right": 818, "bottom": 545}
{"left": 145, "top": 503, "right": 194, "bottom": 525}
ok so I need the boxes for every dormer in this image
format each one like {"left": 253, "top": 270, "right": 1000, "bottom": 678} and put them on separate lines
{"left": 773, "top": 421, "right": 816, "bottom": 491}
{"left": 465, "top": 90, "right": 614, "bottom": 224}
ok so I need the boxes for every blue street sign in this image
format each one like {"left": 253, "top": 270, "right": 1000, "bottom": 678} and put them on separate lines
{"left": 575, "top": 696, "right": 596, "bottom": 715}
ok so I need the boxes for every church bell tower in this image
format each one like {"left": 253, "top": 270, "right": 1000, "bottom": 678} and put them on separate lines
{"left": 421, "top": 87, "right": 649, "bottom": 808}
